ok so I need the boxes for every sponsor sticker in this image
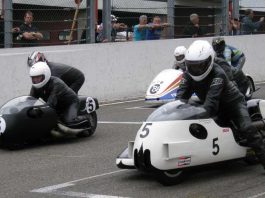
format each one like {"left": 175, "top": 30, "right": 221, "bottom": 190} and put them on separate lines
{"left": 177, "top": 156, "right": 191, "bottom": 167}
{"left": 0, "top": 117, "right": 6, "bottom": 135}
{"left": 222, "top": 128, "right": 230, "bottom": 133}
{"left": 150, "top": 84, "right": 161, "bottom": 94}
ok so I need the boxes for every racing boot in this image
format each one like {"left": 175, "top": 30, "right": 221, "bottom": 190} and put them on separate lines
{"left": 244, "top": 126, "right": 265, "bottom": 170}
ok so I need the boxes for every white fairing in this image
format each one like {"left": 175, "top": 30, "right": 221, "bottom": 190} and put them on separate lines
{"left": 132, "top": 120, "right": 247, "bottom": 170}
{"left": 145, "top": 69, "right": 183, "bottom": 103}
{"left": 0, "top": 116, "right": 6, "bottom": 134}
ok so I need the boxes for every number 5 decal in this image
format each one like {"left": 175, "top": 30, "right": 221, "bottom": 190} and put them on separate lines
{"left": 140, "top": 123, "right": 152, "bottom": 138}
{"left": 212, "top": 137, "right": 220, "bottom": 155}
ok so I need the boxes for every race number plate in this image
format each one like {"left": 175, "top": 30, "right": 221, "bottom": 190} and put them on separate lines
{"left": 0, "top": 116, "right": 6, "bottom": 134}
{"left": 86, "top": 97, "right": 97, "bottom": 113}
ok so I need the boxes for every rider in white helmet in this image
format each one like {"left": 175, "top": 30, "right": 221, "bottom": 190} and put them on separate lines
{"left": 173, "top": 46, "right": 186, "bottom": 71}
{"left": 28, "top": 51, "right": 85, "bottom": 94}
{"left": 29, "top": 62, "right": 88, "bottom": 128}
{"left": 176, "top": 40, "right": 265, "bottom": 170}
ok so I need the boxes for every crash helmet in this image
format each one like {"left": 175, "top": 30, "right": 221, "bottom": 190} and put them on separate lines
{"left": 212, "top": 37, "right": 226, "bottom": 55}
{"left": 29, "top": 62, "right": 51, "bottom": 89}
{"left": 174, "top": 46, "right": 187, "bottom": 64}
{"left": 185, "top": 40, "right": 215, "bottom": 81}
{"left": 27, "top": 51, "right": 47, "bottom": 67}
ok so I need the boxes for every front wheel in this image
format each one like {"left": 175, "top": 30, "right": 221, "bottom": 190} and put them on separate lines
{"left": 156, "top": 169, "right": 185, "bottom": 186}
{"left": 76, "top": 111, "right": 98, "bottom": 138}
{"left": 245, "top": 77, "right": 255, "bottom": 100}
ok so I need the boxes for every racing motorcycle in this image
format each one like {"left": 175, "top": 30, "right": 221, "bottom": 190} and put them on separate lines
{"left": 0, "top": 95, "right": 99, "bottom": 149}
{"left": 145, "top": 68, "right": 255, "bottom": 103}
{"left": 116, "top": 99, "right": 265, "bottom": 185}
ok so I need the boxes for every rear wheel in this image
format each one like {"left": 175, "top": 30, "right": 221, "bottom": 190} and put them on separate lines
{"left": 76, "top": 111, "right": 97, "bottom": 138}
{"left": 156, "top": 169, "right": 185, "bottom": 186}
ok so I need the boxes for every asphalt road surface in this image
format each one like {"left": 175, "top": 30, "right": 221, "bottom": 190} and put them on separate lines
{"left": 1, "top": 83, "right": 265, "bottom": 198}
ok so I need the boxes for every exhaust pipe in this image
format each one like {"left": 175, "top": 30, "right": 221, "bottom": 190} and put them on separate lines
{"left": 57, "top": 123, "right": 88, "bottom": 135}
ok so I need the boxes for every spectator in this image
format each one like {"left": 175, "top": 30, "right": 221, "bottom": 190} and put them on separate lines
{"left": 183, "top": 13, "right": 208, "bottom": 38}
{"left": 96, "top": 15, "right": 127, "bottom": 43}
{"left": 109, "top": 15, "right": 127, "bottom": 42}
{"left": 0, "top": 11, "right": 20, "bottom": 48}
{"left": 146, "top": 16, "right": 170, "bottom": 40}
{"left": 18, "top": 11, "right": 43, "bottom": 47}
{"left": 228, "top": 12, "right": 240, "bottom": 35}
{"left": 241, "top": 9, "right": 264, "bottom": 35}
{"left": 133, "top": 15, "right": 150, "bottom": 41}
{"left": 80, "top": 22, "right": 100, "bottom": 44}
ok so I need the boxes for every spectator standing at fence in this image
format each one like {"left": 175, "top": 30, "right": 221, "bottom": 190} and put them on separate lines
{"left": 133, "top": 15, "right": 151, "bottom": 41}
{"left": 146, "top": 16, "right": 170, "bottom": 40}
{"left": 228, "top": 12, "right": 240, "bottom": 35}
{"left": 241, "top": 9, "right": 264, "bottom": 35}
{"left": 183, "top": 13, "right": 207, "bottom": 38}
{"left": 18, "top": 11, "right": 43, "bottom": 47}
{"left": 110, "top": 15, "right": 128, "bottom": 42}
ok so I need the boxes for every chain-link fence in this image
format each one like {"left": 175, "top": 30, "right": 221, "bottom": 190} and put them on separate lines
{"left": 1, "top": 0, "right": 264, "bottom": 48}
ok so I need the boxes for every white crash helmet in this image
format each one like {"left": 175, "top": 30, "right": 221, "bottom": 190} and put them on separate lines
{"left": 29, "top": 62, "right": 51, "bottom": 89}
{"left": 27, "top": 51, "right": 47, "bottom": 67}
{"left": 185, "top": 40, "right": 215, "bottom": 81}
{"left": 174, "top": 46, "right": 186, "bottom": 64}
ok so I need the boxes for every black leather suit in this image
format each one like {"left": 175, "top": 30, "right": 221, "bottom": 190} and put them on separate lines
{"left": 30, "top": 76, "right": 81, "bottom": 126}
{"left": 47, "top": 62, "right": 85, "bottom": 94}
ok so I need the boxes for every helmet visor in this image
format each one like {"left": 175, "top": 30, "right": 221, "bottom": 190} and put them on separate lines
{"left": 31, "top": 75, "right": 45, "bottom": 84}
{"left": 175, "top": 54, "right": 185, "bottom": 62}
{"left": 186, "top": 56, "right": 212, "bottom": 77}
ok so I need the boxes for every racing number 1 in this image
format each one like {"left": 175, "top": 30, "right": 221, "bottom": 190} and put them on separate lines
{"left": 212, "top": 137, "right": 220, "bottom": 155}
{"left": 140, "top": 123, "right": 152, "bottom": 138}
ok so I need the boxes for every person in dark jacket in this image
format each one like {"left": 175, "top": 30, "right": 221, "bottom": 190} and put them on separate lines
{"left": 27, "top": 51, "right": 85, "bottom": 94}
{"left": 241, "top": 9, "right": 264, "bottom": 35}
{"left": 183, "top": 14, "right": 208, "bottom": 38}
{"left": 176, "top": 40, "right": 265, "bottom": 170}
{"left": 29, "top": 62, "right": 87, "bottom": 128}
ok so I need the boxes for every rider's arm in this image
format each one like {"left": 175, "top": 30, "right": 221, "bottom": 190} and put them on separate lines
{"left": 29, "top": 86, "right": 39, "bottom": 98}
{"left": 223, "top": 47, "right": 232, "bottom": 65}
{"left": 175, "top": 73, "right": 193, "bottom": 102}
{"left": 203, "top": 75, "right": 225, "bottom": 117}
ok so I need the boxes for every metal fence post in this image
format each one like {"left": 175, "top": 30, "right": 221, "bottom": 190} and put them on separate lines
{"left": 232, "top": 0, "right": 240, "bottom": 20}
{"left": 222, "top": 0, "right": 229, "bottom": 36}
{"left": 167, "top": 0, "right": 174, "bottom": 39}
{"left": 4, "top": 0, "right": 13, "bottom": 48}
{"left": 102, "top": 0, "right": 111, "bottom": 42}
{"left": 86, "top": 0, "right": 96, "bottom": 43}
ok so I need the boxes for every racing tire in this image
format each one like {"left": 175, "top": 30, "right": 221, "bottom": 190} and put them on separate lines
{"left": 156, "top": 169, "right": 185, "bottom": 186}
{"left": 245, "top": 77, "right": 255, "bottom": 100}
{"left": 76, "top": 111, "right": 97, "bottom": 138}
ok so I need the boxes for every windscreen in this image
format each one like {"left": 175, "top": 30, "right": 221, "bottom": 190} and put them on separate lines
{"left": 146, "top": 100, "right": 208, "bottom": 122}
{"left": 0, "top": 96, "right": 44, "bottom": 115}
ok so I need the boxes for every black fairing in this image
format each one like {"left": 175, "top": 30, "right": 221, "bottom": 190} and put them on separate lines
{"left": 0, "top": 96, "right": 57, "bottom": 146}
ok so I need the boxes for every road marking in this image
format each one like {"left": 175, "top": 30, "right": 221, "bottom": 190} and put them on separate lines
{"left": 31, "top": 170, "right": 129, "bottom": 197}
{"left": 40, "top": 190, "right": 129, "bottom": 198}
{"left": 98, "top": 121, "right": 143, "bottom": 125}
{"left": 100, "top": 99, "right": 144, "bottom": 107}
{"left": 125, "top": 105, "right": 158, "bottom": 110}
{"left": 248, "top": 192, "right": 265, "bottom": 198}
{"left": 255, "top": 82, "right": 265, "bottom": 85}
